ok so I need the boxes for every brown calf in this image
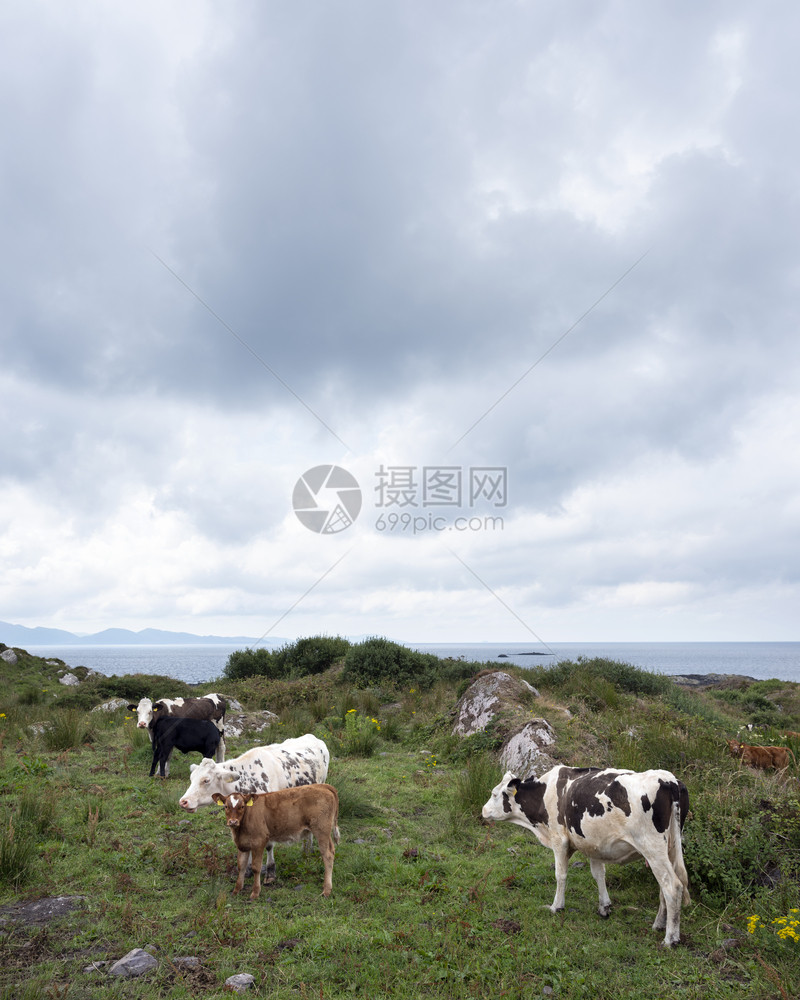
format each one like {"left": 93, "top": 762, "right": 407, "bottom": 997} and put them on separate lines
{"left": 727, "top": 740, "right": 794, "bottom": 770}
{"left": 213, "top": 783, "right": 339, "bottom": 900}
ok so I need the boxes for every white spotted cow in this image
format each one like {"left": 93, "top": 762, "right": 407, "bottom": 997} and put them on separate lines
{"left": 179, "top": 734, "right": 330, "bottom": 884}
{"left": 482, "top": 766, "right": 691, "bottom": 947}
{"left": 127, "top": 694, "right": 227, "bottom": 773}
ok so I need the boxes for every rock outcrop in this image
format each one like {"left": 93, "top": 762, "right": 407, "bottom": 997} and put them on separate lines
{"left": 452, "top": 670, "right": 539, "bottom": 737}
{"left": 500, "top": 718, "right": 558, "bottom": 774}
{"left": 452, "top": 670, "right": 560, "bottom": 776}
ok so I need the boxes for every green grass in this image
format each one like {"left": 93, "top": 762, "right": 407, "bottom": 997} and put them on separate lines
{"left": 0, "top": 651, "right": 798, "bottom": 998}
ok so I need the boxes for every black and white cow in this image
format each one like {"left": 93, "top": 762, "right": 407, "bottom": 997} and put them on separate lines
{"left": 149, "top": 716, "right": 222, "bottom": 778}
{"left": 179, "top": 735, "right": 330, "bottom": 882}
{"left": 127, "top": 694, "right": 227, "bottom": 770}
{"left": 482, "top": 767, "right": 691, "bottom": 946}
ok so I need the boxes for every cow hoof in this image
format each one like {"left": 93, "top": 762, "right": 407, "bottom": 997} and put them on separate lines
{"left": 598, "top": 907, "right": 611, "bottom": 919}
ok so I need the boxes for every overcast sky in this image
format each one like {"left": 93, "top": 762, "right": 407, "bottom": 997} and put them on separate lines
{"left": 2, "top": 1, "right": 799, "bottom": 644}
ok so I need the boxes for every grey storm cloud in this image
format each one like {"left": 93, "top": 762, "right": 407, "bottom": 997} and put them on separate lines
{"left": 2, "top": 0, "right": 799, "bottom": 639}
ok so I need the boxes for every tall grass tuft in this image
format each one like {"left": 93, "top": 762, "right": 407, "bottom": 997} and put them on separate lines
{"left": 42, "top": 710, "right": 96, "bottom": 751}
{"left": 453, "top": 754, "right": 502, "bottom": 817}
{"left": 0, "top": 819, "right": 36, "bottom": 887}
{"left": 447, "top": 754, "right": 502, "bottom": 841}
{"left": 276, "top": 705, "right": 316, "bottom": 739}
{"left": 16, "top": 787, "right": 56, "bottom": 835}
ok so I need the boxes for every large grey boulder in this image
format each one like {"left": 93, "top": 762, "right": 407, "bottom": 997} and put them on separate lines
{"left": 58, "top": 672, "right": 80, "bottom": 686}
{"left": 0, "top": 649, "right": 18, "bottom": 665}
{"left": 452, "top": 670, "right": 539, "bottom": 737}
{"left": 500, "top": 719, "right": 558, "bottom": 775}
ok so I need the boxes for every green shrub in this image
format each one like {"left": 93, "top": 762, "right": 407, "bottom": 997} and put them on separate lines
{"left": 224, "top": 636, "right": 350, "bottom": 682}
{"left": 341, "top": 637, "right": 440, "bottom": 690}
{"left": 531, "top": 657, "right": 673, "bottom": 700}
{"left": 224, "top": 647, "right": 277, "bottom": 681}
{"left": 275, "top": 635, "right": 350, "bottom": 677}
{"left": 711, "top": 687, "right": 785, "bottom": 727}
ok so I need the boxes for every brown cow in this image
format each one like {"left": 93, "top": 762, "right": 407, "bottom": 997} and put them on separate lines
{"left": 727, "top": 740, "right": 793, "bottom": 769}
{"left": 213, "top": 784, "right": 339, "bottom": 900}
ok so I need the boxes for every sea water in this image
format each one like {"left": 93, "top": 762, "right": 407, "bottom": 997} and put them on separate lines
{"left": 23, "top": 641, "right": 800, "bottom": 685}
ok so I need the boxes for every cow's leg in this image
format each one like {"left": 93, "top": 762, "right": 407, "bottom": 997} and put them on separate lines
{"left": 668, "top": 839, "right": 691, "bottom": 906}
{"left": 234, "top": 850, "right": 248, "bottom": 895}
{"left": 248, "top": 843, "right": 265, "bottom": 900}
{"left": 648, "top": 855, "right": 684, "bottom": 946}
{"left": 216, "top": 735, "right": 226, "bottom": 763}
{"left": 549, "top": 843, "right": 570, "bottom": 913}
{"left": 264, "top": 842, "right": 277, "bottom": 883}
{"left": 317, "top": 833, "right": 335, "bottom": 897}
{"left": 589, "top": 858, "right": 612, "bottom": 918}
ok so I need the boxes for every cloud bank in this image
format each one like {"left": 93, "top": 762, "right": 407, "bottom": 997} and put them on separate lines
{"left": 2, "top": 1, "right": 798, "bottom": 642}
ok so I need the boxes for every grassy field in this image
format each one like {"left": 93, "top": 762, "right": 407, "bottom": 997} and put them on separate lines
{"left": 0, "top": 646, "right": 799, "bottom": 999}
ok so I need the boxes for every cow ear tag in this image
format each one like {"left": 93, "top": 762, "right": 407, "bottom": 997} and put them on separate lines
{"left": 509, "top": 786, "right": 517, "bottom": 797}
{"left": 246, "top": 799, "right": 254, "bottom": 807}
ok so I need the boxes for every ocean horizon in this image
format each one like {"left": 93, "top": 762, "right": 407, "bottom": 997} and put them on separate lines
{"left": 21, "top": 640, "right": 800, "bottom": 686}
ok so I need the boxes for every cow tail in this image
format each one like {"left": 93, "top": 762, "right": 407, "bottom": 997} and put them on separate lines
{"left": 668, "top": 782, "right": 691, "bottom": 905}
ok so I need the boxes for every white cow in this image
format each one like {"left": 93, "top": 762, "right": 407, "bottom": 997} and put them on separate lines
{"left": 482, "top": 766, "right": 691, "bottom": 947}
{"left": 179, "top": 734, "right": 330, "bottom": 883}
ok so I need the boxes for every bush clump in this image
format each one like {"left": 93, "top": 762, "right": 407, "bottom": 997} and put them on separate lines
{"left": 341, "top": 637, "right": 441, "bottom": 690}
{"left": 527, "top": 657, "right": 673, "bottom": 711}
{"left": 224, "top": 636, "right": 350, "bottom": 682}
{"left": 224, "top": 646, "right": 280, "bottom": 681}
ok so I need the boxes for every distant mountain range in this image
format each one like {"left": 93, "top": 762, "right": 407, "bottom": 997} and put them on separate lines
{"left": 0, "top": 621, "right": 271, "bottom": 647}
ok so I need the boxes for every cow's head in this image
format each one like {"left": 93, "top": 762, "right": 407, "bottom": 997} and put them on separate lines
{"left": 178, "top": 758, "right": 220, "bottom": 811}
{"left": 126, "top": 698, "right": 154, "bottom": 729}
{"left": 481, "top": 771, "right": 521, "bottom": 822}
{"left": 213, "top": 792, "right": 253, "bottom": 828}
